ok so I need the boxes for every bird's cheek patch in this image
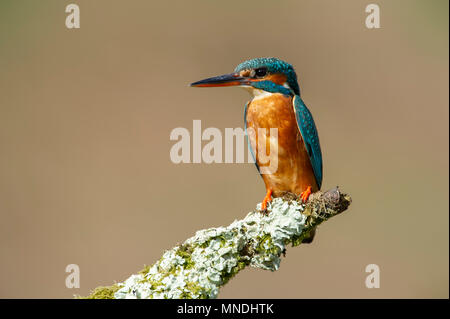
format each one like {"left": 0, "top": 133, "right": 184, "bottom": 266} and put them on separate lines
{"left": 264, "top": 73, "right": 287, "bottom": 85}
{"left": 250, "top": 73, "right": 287, "bottom": 85}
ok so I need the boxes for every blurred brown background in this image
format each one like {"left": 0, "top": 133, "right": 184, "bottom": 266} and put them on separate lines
{"left": 0, "top": 0, "right": 448, "bottom": 298}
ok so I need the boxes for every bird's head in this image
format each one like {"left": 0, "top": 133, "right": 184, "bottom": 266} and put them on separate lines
{"left": 190, "top": 57, "right": 300, "bottom": 97}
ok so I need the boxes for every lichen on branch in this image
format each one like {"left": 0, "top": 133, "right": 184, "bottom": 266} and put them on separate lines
{"left": 83, "top": 188, "right": 351, "bottom": 299}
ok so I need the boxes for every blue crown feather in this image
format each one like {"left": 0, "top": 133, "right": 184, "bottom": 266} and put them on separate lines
{"left": 235, "top": 57, "right": 300, "bottom": 95}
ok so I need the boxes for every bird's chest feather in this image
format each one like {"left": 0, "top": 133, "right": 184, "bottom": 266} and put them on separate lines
{"left": 246, "top": 93, "right": 301, "bottom": 155}
{"left": 246, "top": 93, "right": 317, "bottom": 194}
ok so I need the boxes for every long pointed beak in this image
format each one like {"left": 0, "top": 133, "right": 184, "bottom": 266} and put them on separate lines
{"left": 190, "top": 73, "right": 250, "bottom": 87}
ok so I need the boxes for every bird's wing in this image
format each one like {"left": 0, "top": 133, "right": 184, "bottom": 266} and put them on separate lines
{"left": 244, "top": 102, "right": 260, "bottom": 173}
{"left": 293, "top": 95, "right": 323, "bottom": 188}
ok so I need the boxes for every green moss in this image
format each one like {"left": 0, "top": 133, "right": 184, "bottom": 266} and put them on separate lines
{"left": 180, "top": 281, "right": 209, "bottom": 299}
{"left": 176, "top": 249, "right": 194, "bottom": 270}
{"left": 219, "top": 251, "right": 251, "bottom": 287}
{"left": 256, "top": 234, "right": 281, "bottom": 256}
{"left": 291, "top": 234, "right": 304, "bottom": 247}
{"left": 222, "top": 259, "right": 249, "bottom": 285}
{"left": 138, "top": 264, "right": 151, "bottom": 276}
{"left": 291, "top": 229, "right": 313, "bottom": 247}
{"left": 199, "top": 239, "right": 211, "bottom": 249}
{"left": 146, "top": 276, "right": 164, "bottom": 290}
{"left": 179, "top": 243, "right": 194, "bottom": 254}
{"left": 81, "top": 284, "right": 121, "bottom": 299}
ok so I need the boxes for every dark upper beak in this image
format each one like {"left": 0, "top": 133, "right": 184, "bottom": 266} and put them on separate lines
{"left": 190, "top": 73, "right": 250, "bottom": 87}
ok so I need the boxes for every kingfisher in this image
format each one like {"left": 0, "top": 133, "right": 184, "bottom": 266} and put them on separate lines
{"left": 191, "top": 57, "right": 323, "bottom": 242}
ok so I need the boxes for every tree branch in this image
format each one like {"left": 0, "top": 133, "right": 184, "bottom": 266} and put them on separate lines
{"left": 83, "top": 187, "right": 351, "bottom": 299}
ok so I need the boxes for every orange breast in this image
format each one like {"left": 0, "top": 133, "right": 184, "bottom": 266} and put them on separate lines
{"left": 246, "top": 93, "right": 318, "bottom": 196}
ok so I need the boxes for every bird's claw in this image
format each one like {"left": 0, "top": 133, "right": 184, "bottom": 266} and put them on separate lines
{"left": 300, "top": 186, "right": 312, "bottom": 203}
{"left": 260, "top": 189, "right": 273, "bottom": 214}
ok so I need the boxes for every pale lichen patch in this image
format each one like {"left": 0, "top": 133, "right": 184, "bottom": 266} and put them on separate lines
{"left": 83, "top": 189, "right": 350, "bottom": 299}
{"left": 113, "top": 197, "right": 310, "bottom": 299}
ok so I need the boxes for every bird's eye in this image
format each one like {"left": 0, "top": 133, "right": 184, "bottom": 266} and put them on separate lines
{"left": 254, "top": 68, "right": 267, "bottom": 78}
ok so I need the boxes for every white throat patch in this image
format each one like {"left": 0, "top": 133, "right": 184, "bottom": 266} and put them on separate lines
{"left": 243, "top": 87, "right": 274, "bottom": 100}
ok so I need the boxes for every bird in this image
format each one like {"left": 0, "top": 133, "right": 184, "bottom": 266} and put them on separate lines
{"left": 191, "top": 57, "right": 323, "bottom": 243}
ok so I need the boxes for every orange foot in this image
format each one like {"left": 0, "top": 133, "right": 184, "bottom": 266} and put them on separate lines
{"left": 261, "top": 189, "right": 273, "bottom": 211}
{"left": 300, "top": 186, "right": 312, "bottom": 203}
